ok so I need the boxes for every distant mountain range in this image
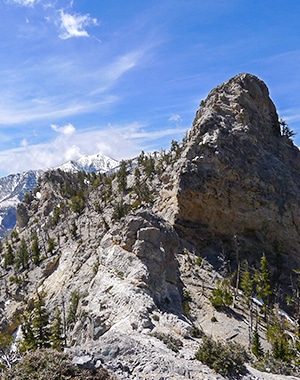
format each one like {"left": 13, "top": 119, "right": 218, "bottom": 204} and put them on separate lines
{"left": 0, "top": 154, "right": 119, "bottom": 238}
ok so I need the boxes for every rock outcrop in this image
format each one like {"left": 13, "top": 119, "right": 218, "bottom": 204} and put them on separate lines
{"left": 159, "top": 73, "right": 300, "bottom": 273}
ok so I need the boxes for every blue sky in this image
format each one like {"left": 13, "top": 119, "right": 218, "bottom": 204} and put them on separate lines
{"left": 0, "top": 0, "right": 300, "bottom": 176}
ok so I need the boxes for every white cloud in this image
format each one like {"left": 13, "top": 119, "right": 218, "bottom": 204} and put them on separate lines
{"left": 20, "top": 138, "right": 28, "bottom": 147}
{"left": 59, "top": 10, "right": 98, "bottom": 39}
{"left": 169, "top": 114, "right": 182, "bottom": 123}
{"left": 0, "top": 122, "right": 186, "bottom": 176}
{"left": 51, "top": 123, "right": 76, "bottom": 136}
{"left": 7, "top": 0, "right": 39, "bottom": 6}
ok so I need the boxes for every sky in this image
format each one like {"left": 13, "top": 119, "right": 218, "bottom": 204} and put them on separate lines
{"left": 0, "top": 0, "right": 300, "bottom": 177}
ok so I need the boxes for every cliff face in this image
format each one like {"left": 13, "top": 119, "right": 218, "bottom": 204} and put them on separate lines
{"left": 159, "top": 73, "right": 300, "bottom": 270}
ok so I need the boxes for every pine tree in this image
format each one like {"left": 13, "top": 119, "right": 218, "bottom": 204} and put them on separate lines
{"left": 210, "top": 279, "right": 233, "bottom": 310}
{"left": 70, "top": 195, "right": 85, "bottom": 214}
{"left": 133, "top": 167, "right": 141, "bottom": 203}
{"left": 170, "top": 139, "right": 181, "bottom": 160}
{"left": 4, "top": 240, "right": 14, "bottom": 269}
{"left": 254, "top": 254, "right": 272, "bottom": 309}
{"left": 31, "top": 293, "right": 51, "bottom": 349}
{"left": 50, "top": 307, "right": 65, "bottom": 351}
{"left": 279, "top": 118, "right": 296, "bottom": 139}
{"left": 142, "top": 155, "right": 155, "bottom": 177}
{"left": 31, "top": 235, "right": 40, "bottom": 265}
{"left": 67, "top": 290, "right": 81, "bottom": 328}
{"left": 240, "top": 262, "right": 253, "bottom": 306}
{"left": 252, "top": 325, "right": 264, "bottom": 358}
{"left": 15, "top": 237, "right": 29, "bottom": 270}
{"left": 117, "top": 160, "right": 127, "bottom": 193}
{"left": 47, "top": 238, "right": 56, "bottom": 255}
{"left": 20, "top": 312, "right": 36, "bottom": 352}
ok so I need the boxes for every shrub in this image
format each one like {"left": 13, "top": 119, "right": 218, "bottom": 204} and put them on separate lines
{"left": 70, "top": 195, "right": 85, "bottom": 214}
{"left": 195, "top": 256, "right": 202, "bottom": 266}
{"left": 252, "top": 355, "right": 299, "bottom": 377}
{"left": 152, "top": 331, "right": 183, "bottom": 353}
{"left": 183, "top": 289, "right": 192, "bottom": 317}
{"left": 112, "top": 201, "right": 128, "bottom": 221}
{"left": 210, "top": 279, "right": 233, "bottom": 310}
{"left": 47, "top": 238, "right": 56, "bottom": 255}
{"left": 3, "top": 349, "right": 113, "bottom": 379}
{"left": 195, "top": 336, "right": 249, "bottom": 377}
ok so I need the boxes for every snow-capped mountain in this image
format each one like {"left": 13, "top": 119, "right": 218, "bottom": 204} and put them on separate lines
{"left": 0, "top": 154, "right": 119, "bottom": 238}
{"left": 55, "top": 153, "right": 119, "bottom": 173}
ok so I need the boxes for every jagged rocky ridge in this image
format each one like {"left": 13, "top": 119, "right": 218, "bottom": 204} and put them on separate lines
{"left": 1, "top": 73, "right": 300, "bottom": 379}
{"left": 0, "top": 154, "right": 118, "bottom": 239}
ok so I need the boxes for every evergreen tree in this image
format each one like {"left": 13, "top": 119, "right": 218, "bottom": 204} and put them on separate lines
{"left": 254, "top": 254, "right": 272, "bottom": 309}
{"left": 70, "top": 221, "right": 78, "bottom": 238}
{"left": 31, "top": 293, "right": 51, "bottom": 349}
{"left": 142, "top": 155, "right": 155, "bottom": 177}
{"left": 15, "top": 237, "right": 29, "bottom": 270}
{"left": 50, "top": 307, "right": 64, "bottom": 351}
{"left": 20, "top": 312, "right": 36, "bottom": 352}
{"left": 279, "top": 118, "right": 296, "bottom": 139}
{"left": 112, "top": 200, "right": 128, "bottom": 221}
{"left": 52, "top": 206, "right": 61, "bottom": 226}
{"left": 272, "top": 339, "right": 285, "bottom": 360}
{"left": 170, "top": 139, "right": 181, "bottom": 160}
{"left": 4, "top": 240, "right": 14, "bottom": 269}
{"left": 133, "top": 167, "right": 141, "bottom": 201}
{"left": 70, "top": 195, "right": 85, "bottom": 214}
{"left": 252, "top": 325, "right": 264, "bottom": 358}
{"left": 103, "top": 175, "right": 113, "bottom": 202}
{"left": 240, "top": 262, "right": 253, "bottom": 306}
{"left": 31, "top": 235, "right": 40, "bottom": 265}
{"left": 267, "top": 315, "right": 292, "bottom": 362}
{"left": 210, "top": 279, "right": 233, "bottom": 310}
{"left": 117, "top": 160, "right": 127, "bottom": 193}
{"left": 47, "top": 238, "right": 56, "bottom": 255}
{"left": 67, "top": 290, "right": 81, "bottom": 328}
{"left": 137, "top": 150, "right": 145, "bottom": 165}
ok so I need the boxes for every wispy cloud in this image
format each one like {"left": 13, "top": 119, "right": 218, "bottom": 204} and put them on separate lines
{"left": 278, "top": 107, "right": 300, "bottom": 125}
{"left": 58, "top": 10, "right": 98, "bottom": 39}
{"left": 0, "top": 95, "right": 117, "bottom": 125}
{"left": 6, "top": 0, "right": 40, "bottom": 6}
{"left": 169, "top": 114, "right": 182, "bottom": 123}
{"left": 0, "top": 47, "right": 146, "bottom": 126}
{"left": 90, "top": 52, "right": 142, "bottom": 95}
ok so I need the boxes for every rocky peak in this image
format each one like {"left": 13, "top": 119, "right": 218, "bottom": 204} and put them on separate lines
{"left": 190, "top": 73, "right": 280, "bottom": 146}
{"left": 158, "top": 73, "right": 300, "bottom": 275}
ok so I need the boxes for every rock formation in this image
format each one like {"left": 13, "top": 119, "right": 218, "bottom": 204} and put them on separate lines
{"left": 1, "top": 73, "right": 300, "bottom": 379}
{"left": 159, "top": 73, "right": 300, "bottom": 274}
